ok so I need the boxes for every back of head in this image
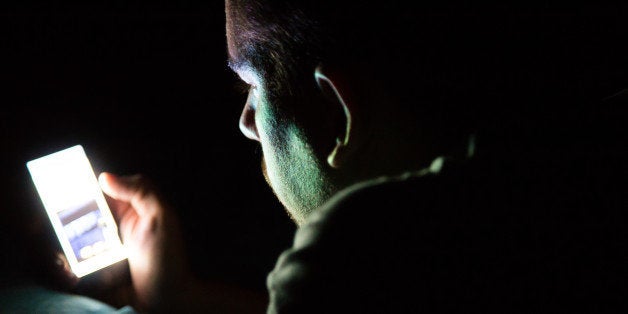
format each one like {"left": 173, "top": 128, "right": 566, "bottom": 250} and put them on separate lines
{"left": 227, "top": 0, "right": 627, "bottom": 155}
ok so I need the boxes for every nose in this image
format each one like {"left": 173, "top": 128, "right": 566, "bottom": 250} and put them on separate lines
{"left": 239, "top": 100, "right": 260, "bottom": 141}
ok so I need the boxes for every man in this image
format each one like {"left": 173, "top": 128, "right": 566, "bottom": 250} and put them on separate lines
{"left": 4, "top": 1, "right": 625, "bottom": 313}
{"left": 94, "top": 1, "right": 627, "bottom": 313}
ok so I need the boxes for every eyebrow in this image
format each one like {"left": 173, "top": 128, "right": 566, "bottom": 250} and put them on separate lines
{"left": 227, "top": 56, "right": 247, "bottom": 73}
{"left": 227, "top": 58, "right": 239, "bottom": 72}
{"left": 227, "top": 59, "right": 260, "bottom": 86}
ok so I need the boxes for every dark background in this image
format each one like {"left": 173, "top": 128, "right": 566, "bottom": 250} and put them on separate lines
{"left": 2, "top": 1, "right": 628, "bottom": 305}
{"left": 1, "top": 1, "right": 295, "bottom": 295}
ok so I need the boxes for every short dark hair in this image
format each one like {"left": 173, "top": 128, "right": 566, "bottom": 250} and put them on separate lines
{"left": 227, "top": 1, "right": 627, "bottom": 141}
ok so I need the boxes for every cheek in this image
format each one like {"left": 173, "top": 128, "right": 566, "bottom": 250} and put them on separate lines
{"left": 257, "top": 121, "right": 294, "bottom": 211}
{"left": 256, "top": 104, "right": 300, "bottom": 178}
{"left": 256, "top": 104, "right": 286, "bottom": 178}
{"left": 288, "top": 91, "right": 341, "bottom": 161}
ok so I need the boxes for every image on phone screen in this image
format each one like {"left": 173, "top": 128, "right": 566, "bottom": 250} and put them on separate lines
{"left": 26, "top": 145, "right": 127, "bottom": 278}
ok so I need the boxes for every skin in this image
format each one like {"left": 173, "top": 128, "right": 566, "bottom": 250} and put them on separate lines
{"left": 228, "top": 59, "right": 337, "bottom": 225}
{"left": 224, "top": 2, "right": 347, "bottom": 225}
{"left": 224, "top": 1, "right": 448, "bottom": 225}
{"left": 39, "top": 3, "right": 620, "bottom": 312}
{"left": 91, "top": 6, "right": 356, "bottom": 309}
{"left": 98, "top": 173, "right": 191, "bottom": 311}
{"left": 85, "top": 4, "right": 348, "bottom": 311}
{"left": 92, "top": 2, "right": 467, "bottom": 312}
{"left": 98, "top": 172, "right": 267, "bottom": 313}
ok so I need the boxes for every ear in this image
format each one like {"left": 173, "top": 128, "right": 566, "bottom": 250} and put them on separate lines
{"left": 314, "top": 64, "right": 357, "bottom": 169}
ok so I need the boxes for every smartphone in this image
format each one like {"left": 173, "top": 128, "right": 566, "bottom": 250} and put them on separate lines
{"left": 26, "top": 145, "right": 127, "bottom": 278}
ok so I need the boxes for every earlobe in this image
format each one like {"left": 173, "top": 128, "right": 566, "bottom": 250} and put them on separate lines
{"left": 314, "top": 64, "right": 354, "bottom": 169}
{"left": 327, "top": 137, "right": 345, "bottom": 168}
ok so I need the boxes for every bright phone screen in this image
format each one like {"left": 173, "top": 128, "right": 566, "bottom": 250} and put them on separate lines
{"left": 26, "top": 145, "right": 127, "bottom": 277}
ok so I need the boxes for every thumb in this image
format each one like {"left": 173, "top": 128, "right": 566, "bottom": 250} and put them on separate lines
{"left": 98, "top": 172, "right": 159, "bottom": 218}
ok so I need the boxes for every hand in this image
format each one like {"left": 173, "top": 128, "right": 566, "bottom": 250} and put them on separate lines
{"left": 98, "top": 172, "right": 192, "bottom": 312}
{"left": 99, "top": 172, "right": 268, "bottom": 313}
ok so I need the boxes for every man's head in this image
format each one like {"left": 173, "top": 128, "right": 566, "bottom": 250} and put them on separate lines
{"left": 225, "top": 1, "right": 623, "bottom": 224}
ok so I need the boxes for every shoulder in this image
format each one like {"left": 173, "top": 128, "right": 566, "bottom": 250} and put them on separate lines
{"left": 267, "top": 153, "right": 628, "bottom": 312}
{"left": 307, "top": 157, "right": 475, "bottom": 236}
{"left": 267, "top": 162, "right": 469, "bottom": 313}
{"left": 292, "top": 169, "right": 444, "bottom": 250}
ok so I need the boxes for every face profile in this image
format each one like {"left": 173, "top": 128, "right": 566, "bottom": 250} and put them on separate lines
{"left": 226, "top": 2, "right": 342, "bottom": 225}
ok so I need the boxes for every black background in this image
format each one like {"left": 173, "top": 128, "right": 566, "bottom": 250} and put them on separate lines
{"left": 1, "top": 1, "right": 295, "bottom": 293}
{"left": 3, "top": 1, "right": 628, "bottom": 302}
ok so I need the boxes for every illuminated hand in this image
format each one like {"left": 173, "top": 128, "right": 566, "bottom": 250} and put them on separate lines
{"left": 98, "top": 172, "right": 191, "bottom": 312}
